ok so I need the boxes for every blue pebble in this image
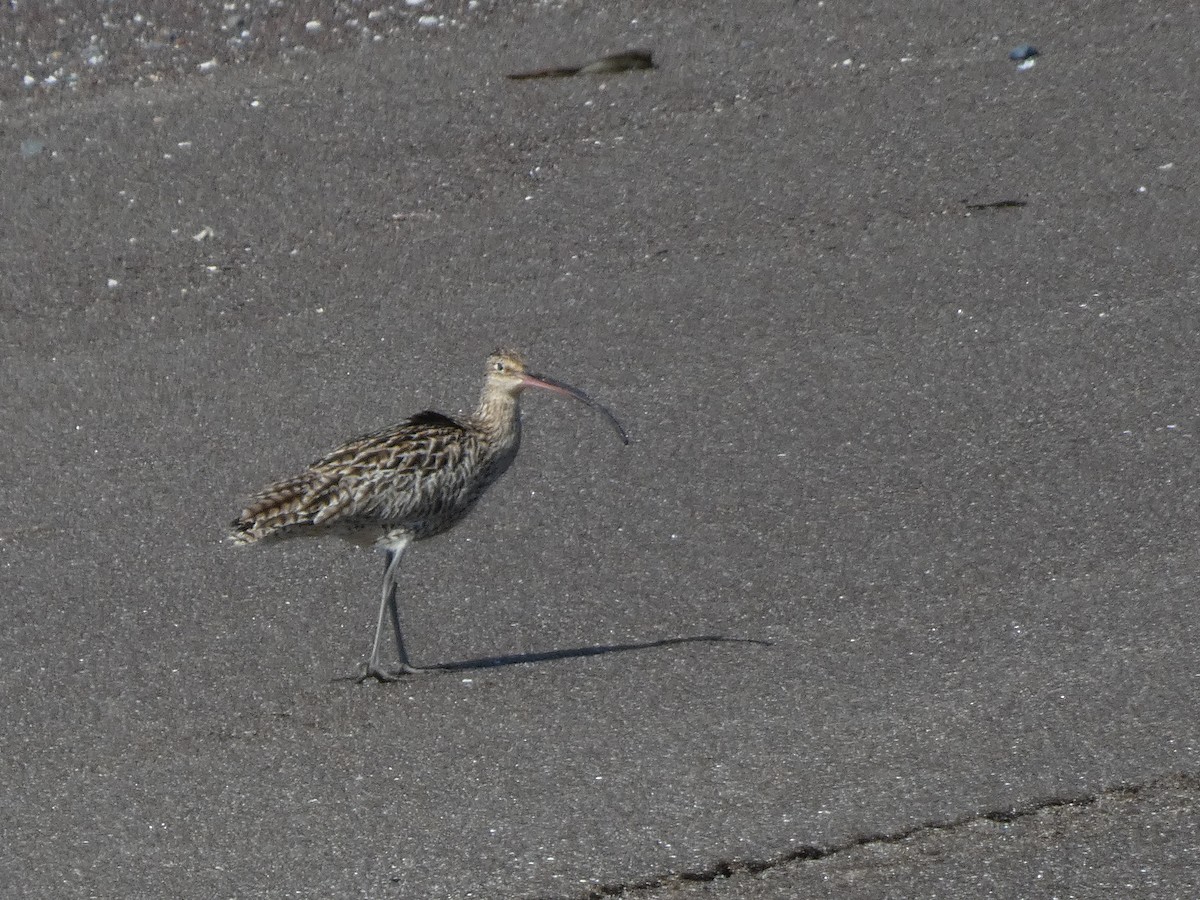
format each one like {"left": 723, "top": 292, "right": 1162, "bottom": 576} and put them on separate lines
{"left": 1009, "top": 43, "right": 1039, "bottom": 61}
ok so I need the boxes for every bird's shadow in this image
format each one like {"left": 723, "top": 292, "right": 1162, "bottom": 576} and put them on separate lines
{"left": 422, "top": 634, "right": 771, "bottom": 674}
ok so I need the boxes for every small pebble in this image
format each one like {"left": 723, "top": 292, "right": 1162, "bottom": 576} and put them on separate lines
{"left": 1009, "top": 43, "right": 1038, "bottom": 61}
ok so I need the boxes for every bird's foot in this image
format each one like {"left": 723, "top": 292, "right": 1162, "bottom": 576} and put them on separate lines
{"left": 338, "top": 661, "right": 432, "bottom": 684}
{"left": 354, "top": 663, "right": 402, "bottom": 684}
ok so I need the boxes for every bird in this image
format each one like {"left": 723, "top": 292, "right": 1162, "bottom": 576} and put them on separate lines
{"left": 230, "top": 349, "right": 629, "bottom": 682}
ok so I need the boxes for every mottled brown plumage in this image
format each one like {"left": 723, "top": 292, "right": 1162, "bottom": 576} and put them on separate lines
{"left": 231, "top": 411, "right": 496, "bottom": 546}
{"left": 230, "top": 349, "right": 628, "bottom": 682}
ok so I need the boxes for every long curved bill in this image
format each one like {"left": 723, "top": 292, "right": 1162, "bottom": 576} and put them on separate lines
{"left": 523, "top": 371, "right": 631, "bottom": 445}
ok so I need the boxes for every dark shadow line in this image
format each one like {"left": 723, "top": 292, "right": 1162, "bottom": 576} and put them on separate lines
{"left": 428, "top": 634, "right": 772, "bottom": 673}
{"left": 963, "top": 198, "right": 1028, "bottom": 210}
{"left": 573, "top": 773, "right": 1200, "bottom": 899}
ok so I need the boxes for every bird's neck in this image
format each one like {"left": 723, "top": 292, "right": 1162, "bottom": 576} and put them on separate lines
{"left": 471, "top": 386, "right": 522, "bottom": 448}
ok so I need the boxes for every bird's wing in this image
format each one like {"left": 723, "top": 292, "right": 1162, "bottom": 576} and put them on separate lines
{"left": 231, "top": 412, "right": 477, "bottom": 541}
{"left": 306, "top": 413, "right": 474, "bottom": 525}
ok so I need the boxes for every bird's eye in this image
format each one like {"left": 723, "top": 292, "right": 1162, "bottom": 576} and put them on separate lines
{"left": 494, "top": 361, "right": 505, "bottom": 372}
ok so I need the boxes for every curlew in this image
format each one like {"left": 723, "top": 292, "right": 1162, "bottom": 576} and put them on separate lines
{"left": 230, "top": 349, "right": 629, "bottom": 682}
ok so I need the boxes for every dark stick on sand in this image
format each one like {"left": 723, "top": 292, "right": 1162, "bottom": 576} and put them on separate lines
{"left": 508, "top": 50, "right": 655, "bottom": 80}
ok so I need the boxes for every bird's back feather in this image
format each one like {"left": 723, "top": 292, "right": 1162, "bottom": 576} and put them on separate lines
{"left": 230, "top": 411, "right": 491, "bottom": 544}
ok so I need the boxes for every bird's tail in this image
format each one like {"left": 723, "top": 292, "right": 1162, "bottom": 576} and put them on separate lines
{"left": 229, "top": 473, "right": 323, "bottom": 544}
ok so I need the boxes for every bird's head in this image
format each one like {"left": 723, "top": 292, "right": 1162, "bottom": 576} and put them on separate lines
{"left": 485, "top": 349, "right": 534, "bottom": 394}
{"left": 483, "top": 349, "right": 630, "bottom": 444}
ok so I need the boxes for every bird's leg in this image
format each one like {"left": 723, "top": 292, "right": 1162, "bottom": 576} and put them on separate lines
{"left": 354, "top": 550, "right": 401, "bottom": 682}
{"left": 354, "top": 536, "right": 427, "bottom": 682}
{"left": 385, "top": 576, "right": 423, "bottom": 675}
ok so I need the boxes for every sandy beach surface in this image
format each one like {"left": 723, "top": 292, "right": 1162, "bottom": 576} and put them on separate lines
{"left": 2, "top": 2, "right": 1198, "bottom": 897}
